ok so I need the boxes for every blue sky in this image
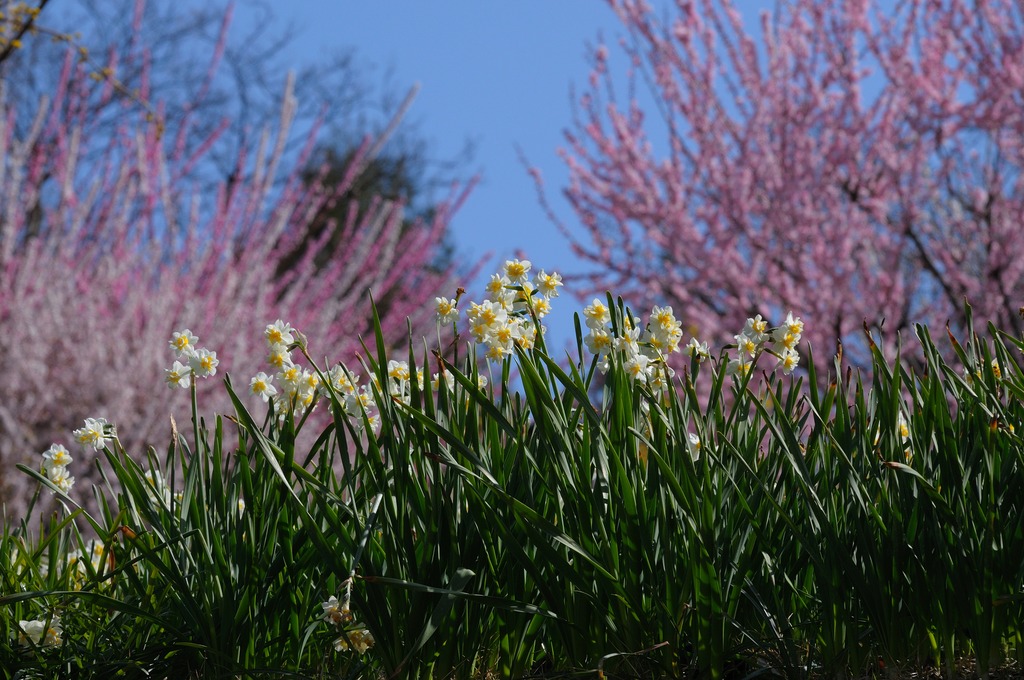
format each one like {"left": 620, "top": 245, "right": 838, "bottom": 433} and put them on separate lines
{"left": 231, "top": 1, "right": 774, "bottom": 348}
{"left": 265, "top": 3, "right": 621, "bottom": 274}
{"left": 238, "top": 2, "right": 630, "bottom": 345}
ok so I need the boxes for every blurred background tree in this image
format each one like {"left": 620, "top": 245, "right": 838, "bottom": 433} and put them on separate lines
{"left": 0, "top": 0, "right": 476, "bottom": 516}
{"left": 551, "top": 0, "right": 1024, "bottom": 371}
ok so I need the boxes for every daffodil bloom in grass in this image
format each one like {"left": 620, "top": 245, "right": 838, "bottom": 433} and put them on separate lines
{"left": 334, "top": 627, "right": 375, "bottom": 654}
{"left": 615, "top": 325, "right": 642, "bottom": 358}
{"left": 188, "top": 348, "right": 219, "bottom": 378}
{"left": 647, "top": 363, "right": 675, "bottom": 393}
{"left": 485, "top": 344, "right": 511, "bottom": 361}
{"left": 471, "top": 300, "right": 507, "bottom": 330}
{"left": 435, "top": 297, "right": 459, "bottom": 325}
{"left": 685, "top": 337, "right": 710, "bottom": 362}
{"left": 535, "top": 269, "right": 563, "bottom": 297}
{"left": 531, "top": 296, "right": 552, "bottom": 318}
{"left": 735, "top": 332, "right": 758, "bottom": 358}
{"left": 249, "top": 372, "right": 277, "bottom": 402}
{"left": 345, "top": 390, "right": 376, "bottom": 415}
{"left": 898, "top": 413, "right": 910, "bottom": 443}
{"left": 73, "top": 417, "right": 111, "bottom": 451}
{"left": 743, "top": 314, "right": 769, "bottom": 343}
{"left": 511, "top": 279, "right": 536, "bottom": 308}
{"left": 169, "top": 329, "right": 197, "bottom": 357}
{"left": 583, "top": 299, "right": 610, "bottom": 329}
{"left": 165, "top": 360, "right": 191, "bottom": 389}
{"left": 431, "top": 371, "right": 455, "bottom": 391}
{"left": 40, "top": 444, "right": 74, "bottom": 491}
{"left": 265, "top": 319, "right": 295, "bottom": 347}
{"left": 771, "top": 329, "right": 800, "bottom": 353}
{"left": 143, "top": 468, "right": 172, "bottom": 505}
{"left": 301, "top": 369, "right": 320, "bottom": 394}
{"left": 502, "top": 257, "right": 531, "bottom": 283}
{"left": 322, "top": 596, "right": 352, "bottom": 625}
{"left": 17, "top": 616, "right": 61, "bottom": 648}
{"left": 67, "top": 540, "right": 113, "bottom": 577}
{"left": 489, "top": 322, "right": 519, "bottom": 353}
{"left": 41, "top": 444, "right": 72, "bottom": 473}
{"left": 513, "top": 320, "right": 539, "bottom": 350}
{"left": 277, "top": 363, "right": 303, "bottom": 394}
{"left": 485, "top": 273, "right": 508, "bottom": 297}
{"left": 387, "top": 360, "right": 411, "bottom": 382}
{"left": 651, "top": 305, "right": 679, "bottom": 334}
{"left": 267, "top": 345, "right": 291, "bottom": 370}
{"left": 322, "top": 365, "right": 359, "bottom": 396}
{"left": 585, "top": 328, "right": 614, "bottom": 356}
{"left": 295, "top": 388, "right": 316, "bottom": 410}
{"left": 726, "top": 355, "right": 753, "bottom": 377}
{"left": 46, "top": 465, "right": 75, "bottom": 494}
{"left": 777, "top": 348, "right": 800, "bottom": 375}
{"left": 623, "top": 354, "right": 650, "bottom": 382}
{"left": 687, "top": 432, "right": 702, "bottom": 460}
{"left": 782, "top": 311, "right": 804, "bottom": 337}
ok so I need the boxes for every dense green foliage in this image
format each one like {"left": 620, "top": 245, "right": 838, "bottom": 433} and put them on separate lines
{"left": 2, "top": 301, "right": 1022, "bottom": 679}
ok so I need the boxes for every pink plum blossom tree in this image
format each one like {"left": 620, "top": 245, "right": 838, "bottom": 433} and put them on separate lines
{"left": 549, "top": 0, "right": 1024, "bottom": 369}
{"left": 0, "top": 10, "right": 473, "bottom": 516}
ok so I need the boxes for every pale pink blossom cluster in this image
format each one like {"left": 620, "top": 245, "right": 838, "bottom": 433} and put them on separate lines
{"left": 0, "top": 12, "right": 473, "bottom": 516}
{"left": 547, "top": 0, "right": 1024, "bottom": 371}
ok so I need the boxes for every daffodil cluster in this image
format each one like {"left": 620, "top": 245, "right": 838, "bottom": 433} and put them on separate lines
{"left": 165, "top": 328, "right": 219, "bottom": 389}
{"left": 583, "top": 299, "right": 700, "bottom": 393}
{"left": 250, "top": 318, "right": 379, "bottom": 431}
{"left": 39, "top": 443, "right": 74, "bottom": 494}
{"left": 321, "top": 583, "right": 374, "bottom": 655}
{"left": 965, "top": 358, "right": 1004, "bottom": 385}
{"left": 142, "top": 468, "right": 178, "bottom": 507}
{"left": 72, "top": 417, "right": 112, "bottom": 451}
{"left": 65, "top": 539, "right": 115, "bottom": 584}
{"left": 37, "top": 417, "right": 115, "bottom": 496}
{"left": 726, "top": 312, "right": 804, "bottom": 377}
{"left": 463, "top": 259, "right": 562, "bottom": 361}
